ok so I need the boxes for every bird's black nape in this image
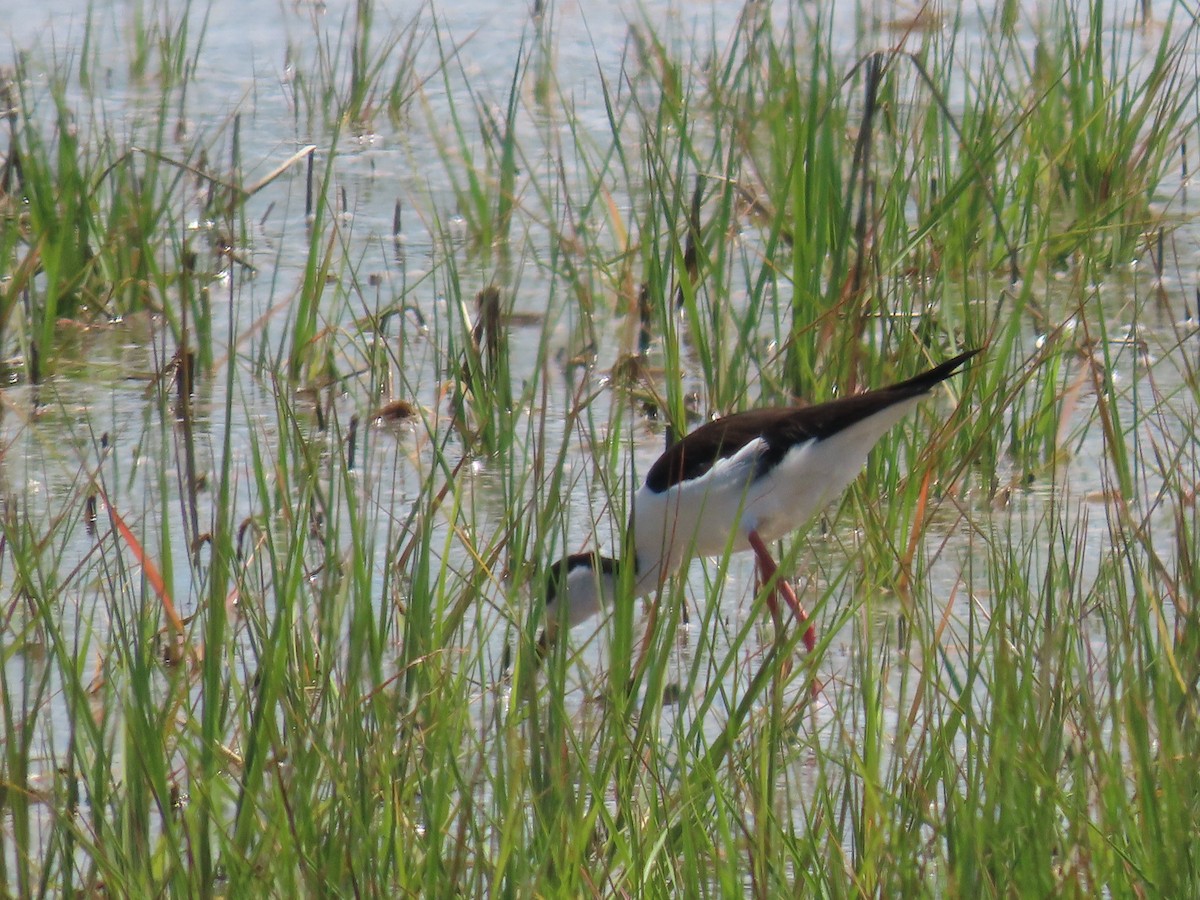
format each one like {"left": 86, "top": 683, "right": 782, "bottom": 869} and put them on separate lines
{"left": 499, "top": 553, "right": 618, "bottom": 674}
{"left": 545, "top": 552, "right": 620, "bottom": 605}
{"left": 535, "top": 551, "right": 623, "bottom": 660}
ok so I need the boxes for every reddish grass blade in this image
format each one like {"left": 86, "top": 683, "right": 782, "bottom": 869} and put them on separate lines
{"left": 100, "top": 491, "right": 185, "bottom": 637}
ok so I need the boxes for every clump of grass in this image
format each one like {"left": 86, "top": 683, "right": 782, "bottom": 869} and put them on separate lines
{"left": 283, "top": 0, "right": 429, "bottom": 133}
{"left": 0, "top": 13, "right": 298, "bottom": 383}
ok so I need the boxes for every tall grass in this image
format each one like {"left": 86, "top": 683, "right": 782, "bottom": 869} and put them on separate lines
{"left": 1, "top": 0, "right": 1199, "bottom": 894}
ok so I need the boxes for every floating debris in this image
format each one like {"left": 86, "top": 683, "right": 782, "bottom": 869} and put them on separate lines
{"left": 373, "top": 398, "right": 418, "bottom": 423}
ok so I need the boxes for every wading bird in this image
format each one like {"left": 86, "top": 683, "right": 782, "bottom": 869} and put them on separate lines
{"left": 540, "top": 349, "right": 979, "bottom": 657}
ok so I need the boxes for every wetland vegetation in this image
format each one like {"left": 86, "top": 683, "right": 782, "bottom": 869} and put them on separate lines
{"left": 1, "top": 0, "right": 1200, "bottom": 894}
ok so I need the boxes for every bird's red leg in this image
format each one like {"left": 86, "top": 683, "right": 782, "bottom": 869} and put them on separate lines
{"left": 748, "top": 530, "right": 817, "bottom": 655}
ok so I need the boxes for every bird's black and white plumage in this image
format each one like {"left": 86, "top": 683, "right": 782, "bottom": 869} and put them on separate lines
{"left": 541, "top": 350, "right": 979, "bottom": 650}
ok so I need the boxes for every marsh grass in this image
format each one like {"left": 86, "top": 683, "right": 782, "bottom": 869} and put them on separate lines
{"left": 2, "top": 0, "right": 1200, "bottom": 895}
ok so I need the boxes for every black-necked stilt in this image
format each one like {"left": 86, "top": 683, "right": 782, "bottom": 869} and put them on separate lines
{"left": 540, "top": 349, "right": 979, "bottom": 655}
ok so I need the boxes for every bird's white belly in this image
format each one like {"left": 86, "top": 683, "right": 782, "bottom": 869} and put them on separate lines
{"left": 632, "top": 401, "right": 918, "bottom": 586}
{"left": 742, "top": 437, "right": 869, "bottom": 543}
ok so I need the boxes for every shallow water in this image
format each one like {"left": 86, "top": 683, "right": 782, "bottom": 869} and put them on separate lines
{"left": 1, "top": 0, "right": 1197, "bottom": 883}
{"left": 0, "top": 0, "right": 1185, "bottom": 654}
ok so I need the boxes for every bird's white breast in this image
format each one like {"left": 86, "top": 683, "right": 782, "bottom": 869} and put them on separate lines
{"left": 631, "top": 394, "right": 923, "bottom": 587}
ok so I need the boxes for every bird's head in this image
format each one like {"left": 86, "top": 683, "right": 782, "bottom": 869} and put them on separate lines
{"left": 537, "top": 551, "right": 622, "bottom": 655}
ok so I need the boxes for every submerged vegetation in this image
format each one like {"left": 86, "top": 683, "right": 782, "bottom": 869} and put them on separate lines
{"left": 1, "top": 0, "right": 1199, "bottom": 893}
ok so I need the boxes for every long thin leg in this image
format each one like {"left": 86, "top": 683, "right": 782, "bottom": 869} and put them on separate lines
{"left": 748, "top": 530, "right": 817, "bottom": 655}
{"left": 753, "top": 565, "right": 781, "bottom": 629}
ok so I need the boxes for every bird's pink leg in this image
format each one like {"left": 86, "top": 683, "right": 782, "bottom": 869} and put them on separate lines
{"left": 748, "top": 530, "right": 816, "bottom": 655}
